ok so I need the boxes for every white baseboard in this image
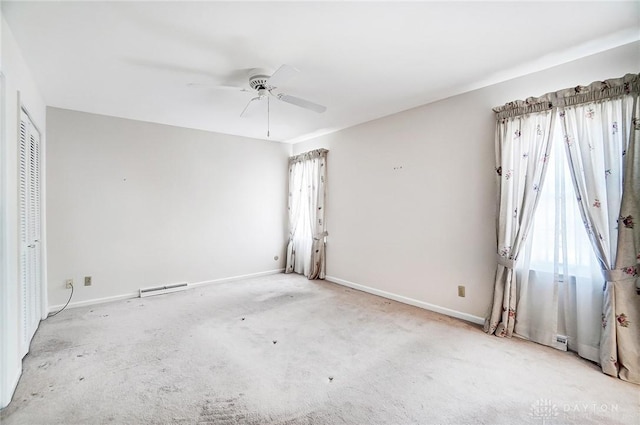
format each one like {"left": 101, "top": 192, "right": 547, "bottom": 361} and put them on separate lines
{"left": 189, "top": 269, "right": 285, "bottom": 288}
{"left": 325, "top": 275, "right": 485, "bottom": 325}
{"left": 47, "top": 269, "right": 286, "bottom": 313}
{"left": 48, "top": 291, "right": 139, "bottom": 314}
{"left": 1, "top": 365, "right": 21, "bottom": 410}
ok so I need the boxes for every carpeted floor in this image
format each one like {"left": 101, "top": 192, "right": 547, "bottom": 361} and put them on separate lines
{"left": 1, "top": 273, "right": 637, "bottom": 425}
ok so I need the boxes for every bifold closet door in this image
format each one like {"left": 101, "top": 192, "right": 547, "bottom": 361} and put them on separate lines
{"left": 18, "top": 109, "right": 42, "bottom": 357}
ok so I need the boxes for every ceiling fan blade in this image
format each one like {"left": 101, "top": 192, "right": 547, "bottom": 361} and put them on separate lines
{"left": 187, "top": 83, "right": 249, "bottom": 92}
{"left": 276, "top": 93, "right": 327, "bottom": 113}
{"left": 267, "top": 64, "right": 299, "bottom": 87}
{"left": 240, "top": 97, "right": 262, "bottom": 117}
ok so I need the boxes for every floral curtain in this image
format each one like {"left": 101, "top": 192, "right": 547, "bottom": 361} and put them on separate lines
{"left": 285, "top": 149, "right": 328, "bottom": 280}
{"left": 308, "top": 150, "right": 328, "bottom": 279}
{"left": 557, "top": 74, "right": 639, "bottom": 384}
{"left": 485, "top": 98, "right": 556, "bottom": 337}
{"left": 286, "top": 158, "right": 307, "bottom": 275}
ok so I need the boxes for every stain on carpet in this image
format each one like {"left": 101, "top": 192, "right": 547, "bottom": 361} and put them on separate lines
{"left": 33, "top": 338, "right": 73, "bottom": 354}
{"left": 198, "top": 397, "right": 257, "bottom": 425}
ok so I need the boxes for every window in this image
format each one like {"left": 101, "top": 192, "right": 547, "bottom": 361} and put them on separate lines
{"left": 516, "top": 115, "right": 602, "bottom": 362}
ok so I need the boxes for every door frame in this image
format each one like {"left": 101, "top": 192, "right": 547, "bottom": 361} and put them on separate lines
{"left": 0, "top": 71, "right": 12, "bottom": 409}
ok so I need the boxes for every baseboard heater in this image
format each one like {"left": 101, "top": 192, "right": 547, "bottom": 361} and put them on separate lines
{"left": 139, "top": 282, "right": 189, "bottom": 298}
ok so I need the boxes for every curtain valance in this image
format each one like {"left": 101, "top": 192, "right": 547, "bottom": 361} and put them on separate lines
{"left": 493, "top": 73, "right": 640, "bottom": 120}
{"left": 289, "top": 148, "right": 328, "bottom": 164}
{"left": 493, "top": 94, "right": 554, "bottom": 120}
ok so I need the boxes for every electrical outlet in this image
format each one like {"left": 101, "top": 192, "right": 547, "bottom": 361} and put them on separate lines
{"left": 65, "top": 279, "right": 73, "bottom": 289}
{"left": 84, "top": 276, "right": 92, "bottom": 286}
{"left": 458, "top": 285, "right": 466, "bottom": 297}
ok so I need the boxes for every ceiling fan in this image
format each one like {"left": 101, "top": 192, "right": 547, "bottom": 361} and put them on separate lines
{"left": 188, "top": 64, "right": 327, "bottom": 118}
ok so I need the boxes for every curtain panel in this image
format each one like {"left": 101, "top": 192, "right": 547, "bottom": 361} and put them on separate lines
{"left": 485, "top": 97, "right": 556, "bottom": 337}
{"left": 488, "top": 73, "right": 640, "bottom": 385}
{"left": 556, "top": 74, "right": 639, "bottom": 384}
{"left": 285, "top": 149, "right": 328, "bottom": 280}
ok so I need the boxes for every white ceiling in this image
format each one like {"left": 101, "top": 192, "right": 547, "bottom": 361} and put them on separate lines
{"left": 3, "top": 1, "right": 639, "bottom": 143}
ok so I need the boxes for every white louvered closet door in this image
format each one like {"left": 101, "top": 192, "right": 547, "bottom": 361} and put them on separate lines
{"left": 19, "top": 109, "right": 42, "bottom": 357}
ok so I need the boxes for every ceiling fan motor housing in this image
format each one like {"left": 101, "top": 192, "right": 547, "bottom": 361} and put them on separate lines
{"left": 249, "top": 75, "right": 271, "bottom": 91}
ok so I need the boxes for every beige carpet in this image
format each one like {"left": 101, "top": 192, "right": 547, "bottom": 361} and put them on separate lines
{"left": 1, "top": 273, "right": 637, "bottom": 424}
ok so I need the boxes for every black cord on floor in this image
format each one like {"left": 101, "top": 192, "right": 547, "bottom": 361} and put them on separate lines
{"left": 48, "top": 283, "right": 73, "bottom": 318}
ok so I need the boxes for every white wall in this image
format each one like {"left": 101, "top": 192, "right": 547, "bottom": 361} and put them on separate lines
{"left": 46, "top": 108, "right": 291, "bottom": 307}
{"left": 293, "top": 41, "right": 640, "bottom": 322}
{"left": 0, "top": 15, "right": 47, "bottom": 409}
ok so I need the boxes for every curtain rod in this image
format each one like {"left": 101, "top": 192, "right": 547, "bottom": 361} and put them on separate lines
{"left": 493, "top": 73, "right": 639, "bottom": 120}
{"left": 289, "top": 148, "right": 329, "bottom": 164}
